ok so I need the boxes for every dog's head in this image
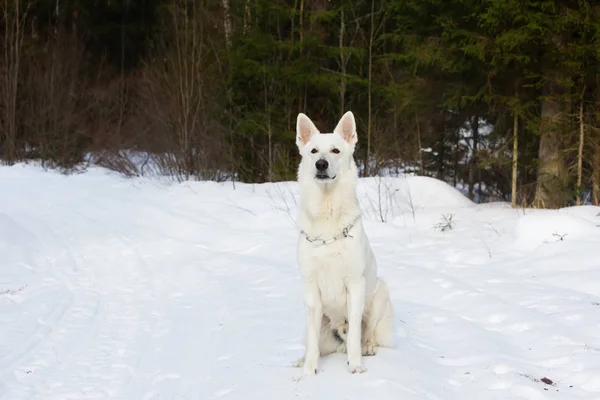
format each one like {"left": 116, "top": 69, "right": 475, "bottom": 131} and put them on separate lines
{"left": 295, "top": 111, "right": 358, "bottom": 184}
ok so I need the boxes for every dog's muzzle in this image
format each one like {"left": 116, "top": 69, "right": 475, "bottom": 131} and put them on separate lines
{"left": 315, "top": 159, "right": 334, "bottom": 180}
{"left": 315, "top": 173, "right": 335, "bottom": 180}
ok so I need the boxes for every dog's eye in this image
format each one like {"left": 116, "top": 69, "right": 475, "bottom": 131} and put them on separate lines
{"left": 331, "top": 148, "right": 340, "bottom": 154}
{"left": 311, "top": 148, "right": 318, "bottom": 154}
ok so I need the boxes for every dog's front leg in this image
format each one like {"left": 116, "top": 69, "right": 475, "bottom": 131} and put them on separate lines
{"left": 302, "top": 280, "right": 323, "bottom": 376}
{"left": 346, "top": 278, "right": 366, "bottom": 374}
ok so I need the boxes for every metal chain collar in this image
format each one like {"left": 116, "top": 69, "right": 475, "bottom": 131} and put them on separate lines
{"left": 300, "top": 215, "right": 361, "bottom": 246}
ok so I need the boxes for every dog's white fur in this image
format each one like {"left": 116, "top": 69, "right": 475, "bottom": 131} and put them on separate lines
{"left": 293, "top": 111, "right": 394, "bottom": 376}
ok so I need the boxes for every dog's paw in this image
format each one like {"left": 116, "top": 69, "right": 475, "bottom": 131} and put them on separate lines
{"left": 348, "top": 364, "right": 367, "bottom": 374}
{"left": 302, "top": 365, "right": 318, "bottom": 376}
{"left": 362, "top": 341, "right": 377, "bottom": 356}
{"left": 333, "top": 324, "right": 348, "bottom": 340}
{"left": 293, "top": 356, "right": 305, "bottom": 368}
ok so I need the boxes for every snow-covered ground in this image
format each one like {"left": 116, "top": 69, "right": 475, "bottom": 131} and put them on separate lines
{"left": 1, "top": 164, "right": 599, "bottom": 400}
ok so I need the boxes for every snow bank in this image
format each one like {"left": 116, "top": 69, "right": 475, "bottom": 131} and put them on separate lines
{"left": 356, "top": 176, "right": 474, "bottom": 222}
{"left": 0, "top": 213, "right": 36, "bottom": 271}
{"left": 514, "top": 211, "right": 599, "bottom": 248}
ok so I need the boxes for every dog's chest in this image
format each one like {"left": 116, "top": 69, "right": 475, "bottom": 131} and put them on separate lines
{"left": 301, "top": 244, "right": 357, "bottom": 313}
{"left": 314, "top": 261, "right": 348, "bottom": 308}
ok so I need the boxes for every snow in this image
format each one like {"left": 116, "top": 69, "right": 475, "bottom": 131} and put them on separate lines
{"left": 514, "top": 212, "right": 599, "bottom": 250}
{"left": 1, "top": 163, "right": 600, "bottom": 400}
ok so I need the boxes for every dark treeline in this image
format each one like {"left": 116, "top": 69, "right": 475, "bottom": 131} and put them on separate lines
{"left": 1, "top": 0, "right": 600, "bottom": 208}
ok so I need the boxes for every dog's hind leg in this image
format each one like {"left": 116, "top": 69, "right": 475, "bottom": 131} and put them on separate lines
{"left": 373, "top": 298, "right": 394, "bottom": 348}
{"left": 360, "top": 279, "right": 394, "bottom": 356}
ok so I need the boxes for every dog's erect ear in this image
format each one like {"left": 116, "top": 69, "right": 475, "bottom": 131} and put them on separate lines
{"left": 296, "top": 113, "right": 320, "bottom": 150}
{"left": 333, "top": 111, "right": 357, "bottom": 146}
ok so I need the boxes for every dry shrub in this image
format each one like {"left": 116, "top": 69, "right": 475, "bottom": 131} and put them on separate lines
{"left": 19, "top": 29, "right": 91, "bottom": 169}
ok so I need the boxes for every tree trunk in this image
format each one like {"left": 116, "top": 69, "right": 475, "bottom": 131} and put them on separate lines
{"left": 453, "top": 126, "right": 459, "bottom": 187}
{"left": 533, "top": 82, "right": 569, "bottom": 209}
{"left": 0, "top": 0, "right": 28, "bottom": 163}
{"left": 593, "top": 140, "right": 599, "bottom": 206}
{"left": 435, "top": 115, "right": 445, "bottom": 180}
{"left": 594, "top": 83, "right": 600, "bottom": 205}
{"left": 263, "top": 64, "right": 272, "bottom": 182}
{"left": 243, "top": 0, "right": 251, "bottom": 34}
{"left": 339, "top": 7, "right": 346, "bottom": 115}
{"left": 365, "top": 0, "right": 375, "bottom": 177}
{"left": 298, "top": 0, "right": 304, "bottom": 113}
{"left": 221, "top": 0, "right": 232, "bottom": 49}
{"left": 299, "top": 0, "right": 304, "bottom": 41}
{"left": 308, "top": 0, "right": 328, "bottom": 37}
{"left": 468, "top": 115, "right": 479, "bottom": 201}
{"left": 511, "top": 112, "right": 519, "bottom": 207}
{"left": 576, "top": 89, "right": 585, "bottom": 205}
{"left": 415, "top": 112, "right": 424, "bottom": 176}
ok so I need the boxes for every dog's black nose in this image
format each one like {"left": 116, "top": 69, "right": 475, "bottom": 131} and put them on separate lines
{"left": 315, "top": 159, "right": 329, "bottom": 172}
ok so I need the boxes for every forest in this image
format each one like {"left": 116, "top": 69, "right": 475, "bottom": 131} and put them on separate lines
{"left": 1, "top": 0, "right": 599, "bottom": 208}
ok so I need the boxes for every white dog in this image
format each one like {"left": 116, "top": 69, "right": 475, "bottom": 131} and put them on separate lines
{"left": 293, "top": 111, "right": 394, "bottom": 376}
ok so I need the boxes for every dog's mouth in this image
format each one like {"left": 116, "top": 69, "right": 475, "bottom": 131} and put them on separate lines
{"left": 315, "top": 173, "right": 336, "bottom": 180}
